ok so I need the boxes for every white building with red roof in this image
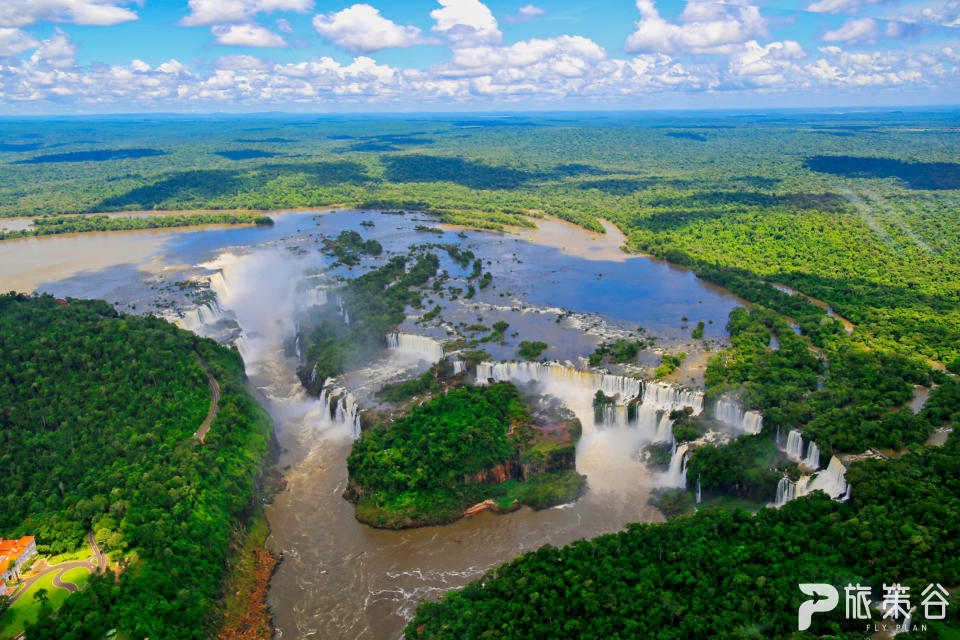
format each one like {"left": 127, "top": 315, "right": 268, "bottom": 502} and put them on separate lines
{"left": 0, "top": 536, "right": 37, "bottom": 582}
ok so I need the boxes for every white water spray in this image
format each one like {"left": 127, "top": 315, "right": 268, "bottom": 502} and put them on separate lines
{"left": 386, "top": 333, "right": 445, "bottom": 363}
{"left": 713, "top": 398, "right": 763, "bottom": 435}
{"left": 774, "top": 455, "right": 848, "bottom": 507}
{"left": 179, "top": 249, "right": 361, "bottom": 440}
{"left": 662, "top": 442, "right": 689, "bottom": 489}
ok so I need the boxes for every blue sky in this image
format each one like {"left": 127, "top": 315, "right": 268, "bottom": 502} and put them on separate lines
{"left": 0, "top": 0, "right": 958, "bottom": 113}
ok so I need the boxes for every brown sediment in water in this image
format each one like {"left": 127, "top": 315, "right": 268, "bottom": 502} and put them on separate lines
{"left": 0, "top": 224, "right": 256, "bottom": 293}
{"left": 512, "top": 217, "right": 635, "bottom": 263}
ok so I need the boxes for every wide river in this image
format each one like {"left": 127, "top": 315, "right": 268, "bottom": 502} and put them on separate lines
{"left": 0, "top": 209, "right": 745, "bottom": 639}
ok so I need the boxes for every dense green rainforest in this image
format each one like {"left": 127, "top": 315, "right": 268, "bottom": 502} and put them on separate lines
{"left": 1, "top": 112, "right": 959, "bottom": 637}
{"left": 0, "top": 294, "right": 272, "bottom": 639}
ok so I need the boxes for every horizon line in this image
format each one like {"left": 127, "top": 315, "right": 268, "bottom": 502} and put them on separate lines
{"left": 1, "top": 103, "right": 959, "bottom": 120}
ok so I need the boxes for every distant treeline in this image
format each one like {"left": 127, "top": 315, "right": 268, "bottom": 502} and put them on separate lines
{"left": 0, "top": 213, "right": 273, "bottom": 240}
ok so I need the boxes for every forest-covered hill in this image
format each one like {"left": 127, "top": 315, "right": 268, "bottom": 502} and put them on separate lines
{"left": 0, "top": 293, "right": 272, "bottom": 639}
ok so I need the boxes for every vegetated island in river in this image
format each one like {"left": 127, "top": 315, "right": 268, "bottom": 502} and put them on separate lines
{"left": 0, "top": 212, "right": 273, "bottom": 240}
{"left": 345, "top": 380, "right": 586, "bottom": 529}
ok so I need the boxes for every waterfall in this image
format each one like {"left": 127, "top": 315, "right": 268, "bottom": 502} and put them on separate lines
{"left": 807, "top": 456, "right": 847, "bottom": 498}
{"left": 775, "top": 476, "right": 795, "bottom": 507}
{"left": 662, "top": 442, "right": 689, "bottom": 489}
{"left": 451, "top": 359, "right": 466, "bottom": 375}
{"left": 476, "top": 361, "right": 702, "bottom": 444}
{"left": 235, "top": 334, "right": 253, "bottom": 361}
{"left": 643, "top": 381, "right": 704, "bottom": 414}
{"left": 178, "top": 298, "right": 228, "bottom": 332}
{"left": 696, "top": 474, "right": 702, "bottom": 504}
{"left": 741, "top": 411, "right": 763, "bottom": 435}
{"left": 783, "top": 429, "right": 805, "bottom": 462}
{"left": 319, "top": 385, "right": 362, "bottom": 439}
{"left": 781, "top": 429, "right": 819, "bottom": 470}
{"left": 476, "top": 361, "right": 643, "bottom": 401}
{"left": 335, "top": 295, "right": 350, "bottom": 325}
{"left": 294, "top": 334, "right": 302, "bottom": 361}
{"left": 713, "top": 398, "right": 763, "bottom": 435}
{"left": 802, "top": 441, "right": 820, "bottom": 470}
{"left": 774, "top": 456, "right": 848, "bottom": 507}
{"left": 386, "top": 333, "right": 444, "bottom": 362}
{"left": 307, "top": 285, "right": 328, "bottom": 307}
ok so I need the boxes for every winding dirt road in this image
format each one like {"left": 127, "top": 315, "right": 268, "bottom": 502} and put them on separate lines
{"left": 194, "top": 356, "right": 221, "bottom": 441}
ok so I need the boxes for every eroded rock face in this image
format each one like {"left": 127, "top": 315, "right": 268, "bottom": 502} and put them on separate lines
{"left": 464, "top": 461, "right": 517, "bottom": 485}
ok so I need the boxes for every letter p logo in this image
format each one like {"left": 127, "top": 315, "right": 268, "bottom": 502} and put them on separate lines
{"left": 798, "top": 583, "right": 839, "bottom": 631}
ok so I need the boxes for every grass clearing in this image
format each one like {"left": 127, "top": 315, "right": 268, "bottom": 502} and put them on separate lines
{"left": 47, "top": 546, "right": 92, "bottom": 566}
{"left": 0, "top": 570, "right": 72, "bottom": 638}
{"left": 59, "top": 567, "right": 92, "bottom": 591}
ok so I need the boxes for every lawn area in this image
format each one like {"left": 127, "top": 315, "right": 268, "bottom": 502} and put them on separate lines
{"left": 47, "top": 546, "right": 92, "bottom": 566}
{"left": 59, "top": 567, "right": 91, "bottom": 591}
{"left": 0, "top": 571, "right": 72, "bottom": 638}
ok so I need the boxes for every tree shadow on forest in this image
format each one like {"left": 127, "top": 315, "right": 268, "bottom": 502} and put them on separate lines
{"left": 665, "top": 132, "right": 708, "bottom": 141}
{"left": 15, "top": 149, "right": 166, "bottom": 164}
{"left": 97, "top": 162, "right": 372, "bottom": 210}
{"left": 804, "top": 155, "right": 960, "bottom": 190}
{"left": 381, "top": 155, "right": 533, "bottom": 190}
{"left": 214, "top": 150, "right": 282, "bottom": 160}
{"left": 0, "top": 142, "right": 44, "bottom": 152}
{"left": 579, "top": 175, "right": 781, "bottom": 195}
{"left": 381, "top": 155, "right": 611, "bottom": 190}
{"left": 646, "top": 191, "right": 845, "bottom": 211}
{"left": 624, "top": 192, "right": 844, "bottom": 232}
{"left": 234, "top": 137, "right": 296, "bottom": 143}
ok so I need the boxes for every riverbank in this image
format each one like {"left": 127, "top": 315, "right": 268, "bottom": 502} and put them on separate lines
{"left": 0, "top": 212, "right": 273, "bottom": 241}
{"left": 213, "top": 403, "right": 285, "bottom": 640}
{"left": 213, "top": 509, "right": 279, "bottom": 640}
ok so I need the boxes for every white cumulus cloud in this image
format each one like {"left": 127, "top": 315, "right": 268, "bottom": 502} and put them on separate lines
{"left": 805, "top": 0, "right": 893, "bottom": 13}
{"left": 504, "top": 4, "right": 545, "bottom": 23}
{"left": 313, "top": 4, "right": 425, "bottom": 53}
{"left": 431, "top": 0, "right": 502, "bottom": 46}
{"left": 626, "top": 0, "right": 767, "bottom": 54}
{"left": 211, "top": 23, "right": 287, "bottom": 46}
{"left": 0, "top": 0, "right": 139, "bottom": 28}
{"left": 30, "top": 28, "right": 76, "bottom": 69}
{"left": 0, "top": 27, "right": 39, "bottom": 55}
{"left": 823, "top": 17, "right": 880, "bottom": 42}
{"left": 181, "top": 0, "right": 314, "bottom": 27}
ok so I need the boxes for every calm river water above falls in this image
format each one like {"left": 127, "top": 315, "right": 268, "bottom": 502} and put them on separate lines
{"left": 0, "top": 209, "right": 745, "bottom": 639}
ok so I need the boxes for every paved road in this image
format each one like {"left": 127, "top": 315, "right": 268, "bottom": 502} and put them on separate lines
{"left": 86, "top": 531, "right": 107, "bottom": 574}
{"left": 194, "top": 355, "right": 221, "bottom": 441}
{"left": 7, "top": 535, "right": 101, "bottom": 606}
